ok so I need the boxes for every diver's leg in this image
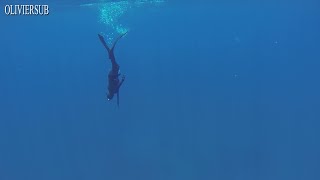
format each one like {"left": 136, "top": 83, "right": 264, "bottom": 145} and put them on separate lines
{"left": 99, "top": 32, "right": 127, "bottom": 73}
{"left": 98, "top": 34, "right": 118, "bottom": 68}
{"left": 109, "top": 32, "right": 127, "bottom": 73}
{"left": 111, "top": 63, "right": 120, "bottom": 74}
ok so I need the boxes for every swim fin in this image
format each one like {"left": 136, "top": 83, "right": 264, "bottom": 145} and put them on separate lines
{"left": 98, "top": 34, "right": 110, "bottom": 52}
{"left": 110, "top": 31, "right": 128, "bottom": 52}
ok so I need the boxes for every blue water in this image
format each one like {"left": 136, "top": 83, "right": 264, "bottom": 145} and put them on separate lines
{"left": 1, "top": 1, "right": 320, "bottom": 180}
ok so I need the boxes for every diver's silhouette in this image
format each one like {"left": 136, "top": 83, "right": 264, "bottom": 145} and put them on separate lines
{"left": 98, "top": 32, "right": 127, "bottom": 107}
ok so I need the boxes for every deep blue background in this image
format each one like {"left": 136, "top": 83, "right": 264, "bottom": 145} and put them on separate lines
{"left": 1, "top": 1, "right": 320, "bottom": 180}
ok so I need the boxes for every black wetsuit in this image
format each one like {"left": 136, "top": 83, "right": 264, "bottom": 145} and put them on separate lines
{"left": 98, "top": 33, "right": 126, "bottom": 106}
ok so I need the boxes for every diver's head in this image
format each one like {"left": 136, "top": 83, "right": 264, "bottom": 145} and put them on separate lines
{"left": 107, "top": 93, "right": 114, "bottom": 101}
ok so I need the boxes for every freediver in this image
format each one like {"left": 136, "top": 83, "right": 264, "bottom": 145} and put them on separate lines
{"left": 98, "top": 32, "right": 127, "bottom": 106}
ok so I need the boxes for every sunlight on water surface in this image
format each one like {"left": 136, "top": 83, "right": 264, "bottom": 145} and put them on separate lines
{"left": 91, "top": 0, "right": 165, "bottom": 42}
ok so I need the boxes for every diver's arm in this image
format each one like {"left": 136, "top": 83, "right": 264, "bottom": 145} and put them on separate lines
{"left": 116, "top": 75, "right": 125, "bottom": 107}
